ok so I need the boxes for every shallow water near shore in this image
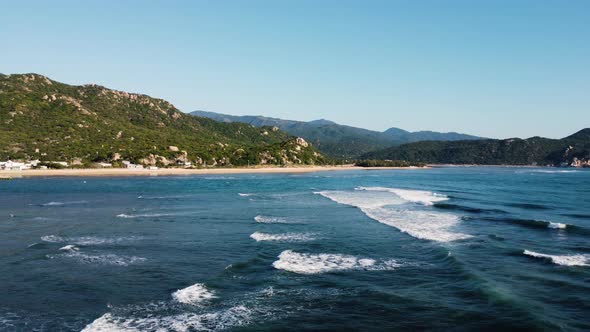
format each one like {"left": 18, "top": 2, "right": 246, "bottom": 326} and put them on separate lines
{"left": 1, "top": 167, "right": 589, "bottom": 331}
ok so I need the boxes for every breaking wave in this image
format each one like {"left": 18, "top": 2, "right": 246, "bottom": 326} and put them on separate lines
{"left": 34, "top": 200, "right": 88, "bottom": 207}
{"left": 41, "top": 235, "right": 143, "bottom": 245}
{"left": 116, "top": 213, "right": 177, "bottom": 219}
{"left": 315, "top": 189, "right": 470, "bottom": 242}
{"left": 254, "top": 215, "right": 293, "bottom": 224}
{"left": 356, "top": 187, "right": 448, "bottom": 206}
{"left": 472, "top": 217, "right": 581, "bottom": 233}
{"left": 47, "top": 245, "right": 146, "bottom": 266}
{"left": 272, "top": 250, "right": 401, "bottom": 274}
{"left": 523, "top": 250, "right": 590, "bottom": 267}
{"left": 516, "top": 169, "right": 581, "bottom": 174}
{"left": 81, "top": 305, "right": 272, "bottom": 332}
{"left": 548, "top": 222, "right": 567, "bottom": 229}
{"left": 250, "top": 232, "right": 316, "bottom": 242}
{"left": 172, "top": 283, "right": 216, "bottom": 305}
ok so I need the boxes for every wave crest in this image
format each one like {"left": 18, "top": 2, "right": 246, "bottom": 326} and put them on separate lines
{"left": 172, "top": 283, "right": 216, "bottom": 305}
{"left": 356, "top": 187, "right": 448, "bottom": 206}
{"left": 272, "top": 250, "right": 401, "bottom": 274}
{"left": 315, "top": 190, "right": 470, "bottom": 242}
{"left": 254, "top": 215, "right": 291, "bottom": 224}
{"left": 250, "top": 232, "right": 315, "bottom": 242}
{"left": 523, "top": 250, "right": 589, "bottom": 266}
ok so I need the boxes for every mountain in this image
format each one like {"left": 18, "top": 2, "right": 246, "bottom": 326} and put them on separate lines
{"left": 361, "top": 129, "right": 590, "bottom": 166}
{"left": 190, "top": 110, "right": 483, "bottom": 159}
{"left": 0, "top": 74, "right": 327, "bottom": 166}
{"left": 383, "top": 127, "right": 482, "bottom": 143}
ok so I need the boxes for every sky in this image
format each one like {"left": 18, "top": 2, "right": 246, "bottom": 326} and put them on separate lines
{"left": 1, "top": 0, "right": 588, "bottom": 139}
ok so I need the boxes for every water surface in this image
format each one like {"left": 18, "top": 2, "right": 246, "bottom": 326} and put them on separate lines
{"left": 1, "top": 167, "right": 589, "bottom": 331}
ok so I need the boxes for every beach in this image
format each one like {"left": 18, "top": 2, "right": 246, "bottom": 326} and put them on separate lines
{"left": 0, "top": 165, "right": 426, "bottom": 178}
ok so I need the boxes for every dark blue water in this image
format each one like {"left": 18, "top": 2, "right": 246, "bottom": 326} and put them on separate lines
{"left": 1, "top": 167, "right": 589, "bottom": 331}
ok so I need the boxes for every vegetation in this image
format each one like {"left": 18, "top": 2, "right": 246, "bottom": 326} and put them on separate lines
{"left": 361, "top": 130, "right": 590, "bottom": 166}
{"left": 0, "top": 73, "right": 327, "bottom": 166}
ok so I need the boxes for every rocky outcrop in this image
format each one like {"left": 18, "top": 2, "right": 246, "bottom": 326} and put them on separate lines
{"left": 569, "top": 157, "right": 590, "bottom": 168}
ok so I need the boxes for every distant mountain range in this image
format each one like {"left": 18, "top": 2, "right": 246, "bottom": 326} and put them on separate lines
{"left": 0, "top": 74, "right": 326, "bottom": 166}
{"left": 361, "top": 129, "right": 590, "bottom": 166}
{"left": 191, "top": 110, "right": 483, "bottom": 158}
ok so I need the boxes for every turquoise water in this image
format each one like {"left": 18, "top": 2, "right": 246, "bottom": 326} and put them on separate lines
{"left": 1, "top": 167, "right": 589, "bottom": 331}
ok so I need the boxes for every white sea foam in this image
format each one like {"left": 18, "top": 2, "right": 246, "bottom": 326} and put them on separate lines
{"left": 517, "top": 169, "right": 580, "bottom": 174}
{"left": 548, "top": 222, "right": 567, "bottom": 229}
{"left": 238, "top": 193, "right": 254, "bottom": 197}
{"left": 116, "top": 213, "right": 176, "bottom": 219}
{"left": 48, "top": 249, "right": 146, "bottom": 266}
{"left": 81, "top": 313, "right": 140, "bottom": 332}
{"left": 37, "top": 200, "right": 88, "bottom": 207}
{"left": 272, "top": 250, "right": 400, "bottom": 274}
{"left": 137, "top": 194, "right": 192, "bottom": 200}
{"left": 315, "top": 190, "right": 470, "bottom": 242}
{"left": 254, "top": 215, "right": 291, "bottom": 224}
{"left": 356, "top": 187, "right": 448, "bottom": 205}
{"left": 250, "top": 232, "right": 316, "bottom": 242}
{"left": 523, "top": 250, "right": 590, "bottom": 266}
{"left": 172, "top": 283, "right": 216, "bottom": 305}
{"left": 82, "top": 305, "right": 258, "bottom": 332}
{"left": 41, "top": 235, "right": 65, "bottom": 243}
{"left": 41, "top": 235, "right": 143, "bottom": 245}
{"left": 59, "top": 244, "right": 79, "bottom": 251}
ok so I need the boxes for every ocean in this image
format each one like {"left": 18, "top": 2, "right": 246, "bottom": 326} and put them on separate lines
{"left": 1, "top": 167, "right": 589, "bottom": 331}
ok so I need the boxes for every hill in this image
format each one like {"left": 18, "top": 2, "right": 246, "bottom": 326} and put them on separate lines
{"left": 361, "top": 129, "right": 590, "bottom": 166}
{"left": 190, "top": 110, "right": 483, "bottom": 159}
{"left": 0, "top": 74, "right": 327, "bottom": 167}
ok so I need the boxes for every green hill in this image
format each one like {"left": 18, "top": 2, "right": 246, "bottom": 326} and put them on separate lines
{"left": 361, "top": 129, "right": 590, "bottom": 166}
{"left": 0, "top": 74, "right": 326, "bottom": 167}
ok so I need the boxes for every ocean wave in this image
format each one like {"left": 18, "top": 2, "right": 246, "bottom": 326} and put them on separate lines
{"left": 202, "top": 176, "right": 237, "bottom": 180}
{"left": 116, "top": 213, "right": 177, "bottom": 219}
{"left": 523, "top": 250, "right": 590, "bottom": 266}
{"left": 434, "top": 203, "right": 508, "bottom": 215}
{"left": 315, "top": 190, "right": 470, "bottom": 242}
{"left": 356, "top": 187, "right": 448, "bottom": 206}
{"left": 41, "top": 235, "right": 143, "bottom": 245}
{"left": 516, "top": 169, "right": 580, "bottom": 174}
{"left": 48, "top": 246, "right": 146, "bottom": 266}
{"left": 250, "top": 232, "right": 316, "bottom": 242}
{"left": 172, "top": 283, "right": 216, "bottom": 305}
{"left": 272, "top": 250, "right": 401, "bottom": 274}
{"left": 81, "top": 305, "right": 263, "bottom": 332}
{"left": 547, "top": 222, "right": 567, "bottom": 229}
{"left": 59, "top": 244, "right": 79, "bottom": 251}
{"left": 506, "top": 202, "right": 552, "bottom": 211}
{"left": 137, "top": 194, "right": 193, "bottom": 200}
{"left": 238, "top": 193, "right": 254, "bottom": 197}
{"left": 34, "top": 200, "right": 88, "bottom": 207}
{"left": 40, "top": 235, "right": 65, "bottom": 243}
{"left": 473, "top": 217, "right": 575, "bottom": 232}
{"left": 254, "top": 215, "right": 292, "bottom": 224}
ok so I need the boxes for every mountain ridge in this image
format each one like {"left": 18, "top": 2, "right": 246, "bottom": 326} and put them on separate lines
{"left": 361, "top": 129, "right": 590, "bottom": 166}
{"left": 190, "top": 110, "right": 483, "bottom": 158}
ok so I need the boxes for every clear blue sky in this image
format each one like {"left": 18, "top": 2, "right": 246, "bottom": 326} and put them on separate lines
{"left": 1, "top": 0, "right": 588, "bottom": 139}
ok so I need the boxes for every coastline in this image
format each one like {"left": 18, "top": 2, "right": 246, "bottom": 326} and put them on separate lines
{"left": 0, "top": 165, "right": 427, "bottom": 178}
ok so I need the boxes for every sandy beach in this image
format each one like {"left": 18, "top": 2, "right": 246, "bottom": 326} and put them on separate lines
{"left": 0, "top": 165, "right": 426, "bottom": 178}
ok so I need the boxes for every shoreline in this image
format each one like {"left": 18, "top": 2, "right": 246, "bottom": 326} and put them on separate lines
{"left": 0, "top": 165, "right": 427, "bottom": 178}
